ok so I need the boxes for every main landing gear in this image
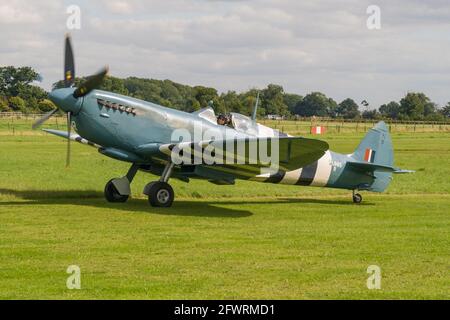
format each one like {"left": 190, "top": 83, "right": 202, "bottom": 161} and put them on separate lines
{"left": 104, "top": 163, "right": 139, "bottom": 203}
{"left": 352, "top": 190, "right": 362, "bottom": 204}
{"left": 104, "top": 162, "right": 176, "bottom": 207}
{"left": 143, "top": 162, "right": 175, "bottom": 207}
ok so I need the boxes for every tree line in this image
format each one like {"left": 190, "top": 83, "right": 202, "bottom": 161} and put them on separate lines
{"left": 2, "top": 66, "right": 450, "bottom": 121}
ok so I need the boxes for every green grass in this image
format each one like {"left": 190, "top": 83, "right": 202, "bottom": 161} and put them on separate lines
{"left": 0, "top": 129, "right": 449, "bottom": 299}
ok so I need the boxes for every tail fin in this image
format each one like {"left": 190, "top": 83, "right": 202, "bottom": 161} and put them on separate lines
{"left": 352, "top": 121, "right": 394, "bottom": 192}
{"left": 353, "top": 121, "right": 393, "bottom": 167}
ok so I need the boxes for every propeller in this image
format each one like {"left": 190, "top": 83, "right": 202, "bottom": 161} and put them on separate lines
{"left": 64, "top": 35, "right": 75, "bottom": 88}
{"left": 73, "top": 67, "right": 108, "bottom": 98}
{"left": 32, "top": 34, "right": 108, "bottom": 167}
{"left": 66, "top": 112, "right": 72, "bottom": 167}
{"left": 32, "top": 109, "right": 58, "bottom": 130}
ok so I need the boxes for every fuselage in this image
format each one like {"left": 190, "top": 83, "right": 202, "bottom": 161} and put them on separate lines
{"left": 50, "top": 88, "right": 390, "bottom": 193}
{"left": 73, "top": 90, "right": 250, "bottom": 151}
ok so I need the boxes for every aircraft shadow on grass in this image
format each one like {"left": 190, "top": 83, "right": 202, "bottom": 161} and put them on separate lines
{"left": 213, "top": 198, "right": 375, "bottom": 206}
{"left": 0, "top": 189, "right": 373, "bottom": 218}
{"left": 0, "top": 188, "right": 253, "bottom": 218}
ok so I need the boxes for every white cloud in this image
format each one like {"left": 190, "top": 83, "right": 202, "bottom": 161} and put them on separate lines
{"left": 104, "top": 0, "right": 134, "bottom": 14}
{"left": 1, "top": 0, "right": 450, "bottom": 107}
{"left": 0, "top": 2, "right": 42, "bottom": 24}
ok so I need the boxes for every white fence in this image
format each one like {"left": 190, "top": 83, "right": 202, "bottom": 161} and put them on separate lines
{"left": 0, "top": 112, "right": 64, "bottom": 119}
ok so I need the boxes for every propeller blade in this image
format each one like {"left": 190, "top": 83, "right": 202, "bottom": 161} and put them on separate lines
{"left": 73, "top": 67, "right": 108, "bottom": 98}
{"left": 66, "top": 112, "right": 72, "bottom": 167}
{"left": 32, "top": 109, "right": 58, "bottom": 130}
{"left": 64, "top": 35, "right": 75, "bottom": 88}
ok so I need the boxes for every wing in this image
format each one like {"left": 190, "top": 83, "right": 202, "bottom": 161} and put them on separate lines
{"left": 156, "top": 137, "right": 329, "bottom": 177}
{"left": 43, "top": 129, "right": 101, "bottom": 148}
{"left": 44, "top": 129, "right": 148, "bottom": 163}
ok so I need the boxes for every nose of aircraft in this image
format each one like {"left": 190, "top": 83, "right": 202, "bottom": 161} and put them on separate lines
{"left": 48, "top": 88, "right": 82, "bottom": 114}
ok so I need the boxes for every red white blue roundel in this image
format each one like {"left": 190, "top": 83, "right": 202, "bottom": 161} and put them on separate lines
{"left": 364, "top": 148, "right": 376, "bottom": 163}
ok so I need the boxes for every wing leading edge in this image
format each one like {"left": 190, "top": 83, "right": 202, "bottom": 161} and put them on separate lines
{"left": 157, "top": 136, "right": 329, "bottom": 175}
{"left": 43, "top": 129, "right": 101, "bottom": 148}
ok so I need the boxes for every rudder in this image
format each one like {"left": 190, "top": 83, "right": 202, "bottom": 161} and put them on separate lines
{"left": 353, "top": 121, "right": 393, "bottom": 167}
{"left": 352, "top": 121, "right": 393, "bottom": 192}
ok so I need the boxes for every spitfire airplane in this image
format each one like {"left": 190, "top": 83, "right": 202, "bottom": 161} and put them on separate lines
{"left": 33, "top": 36, "right": 412, "bottom": 207}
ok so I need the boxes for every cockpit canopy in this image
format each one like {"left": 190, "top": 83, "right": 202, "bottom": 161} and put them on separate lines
{"left": 192, "top": 108, "right": 285, "bottom": 138}
{"left": 192, "top": 107, "right": 218, "bottom": 125}
{"left": 229, "top": 112, "right": 258, "bottom": 135}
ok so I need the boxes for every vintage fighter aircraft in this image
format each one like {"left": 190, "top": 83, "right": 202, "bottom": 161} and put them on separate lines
{"left": 33, "top": 36, "right": 412, "bottom": 207}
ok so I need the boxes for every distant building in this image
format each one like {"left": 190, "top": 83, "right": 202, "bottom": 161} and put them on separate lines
{"left": 266, "top": 114, "right": 284, "bottom": 120}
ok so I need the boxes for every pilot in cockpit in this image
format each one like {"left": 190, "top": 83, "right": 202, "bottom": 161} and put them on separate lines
{"left": 217, "top": 114, "right": 232, "bottom": 126}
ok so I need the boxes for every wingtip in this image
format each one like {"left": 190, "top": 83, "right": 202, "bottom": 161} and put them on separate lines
{"left": 393, "top": 168, "right": 415, "bottom": 174}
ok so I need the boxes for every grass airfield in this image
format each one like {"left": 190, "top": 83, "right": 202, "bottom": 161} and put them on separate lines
{"left": 0, "top": 126, "right": 449, "bottom": 299}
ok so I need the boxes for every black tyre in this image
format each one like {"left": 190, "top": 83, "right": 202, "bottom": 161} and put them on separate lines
{"left": 147, "top": 181, "right": 174, "bottom": 207}
{"left": 104, "top": 179, "right": 129, "bottom": 203}
{"left": 353, "top": 193, "right": 362, "bottom": 204}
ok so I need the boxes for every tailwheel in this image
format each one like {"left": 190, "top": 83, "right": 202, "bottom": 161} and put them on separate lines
{"left": 104, "top": 179, "right": 129, "bottom": 203}
{"left": 145, "top": 181, "right": 174, "bottom": 207}
{"left": 352, "top": 191, "right": 362, "bottom": 204}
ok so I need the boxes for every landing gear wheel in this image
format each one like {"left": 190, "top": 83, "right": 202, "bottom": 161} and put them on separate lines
{"left": 146, "top": 181, "right": 174, "bottom": 207}
{"left": 104, "top": 179, "right": 129, "bottom": 203}
{"left": 352, "top": 193, "right": 362, "bottom": 204}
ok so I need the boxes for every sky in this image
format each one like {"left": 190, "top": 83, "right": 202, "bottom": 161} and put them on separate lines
{"left": 1, "top": 0, "right": 450, "bottom": 108}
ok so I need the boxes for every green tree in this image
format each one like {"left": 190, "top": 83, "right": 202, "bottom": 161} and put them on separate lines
{"left": 192, "top": 86, "right": 225, "bottom": 113}
{"left": 0, "top": 96, "right": 9, "bottom": 112}
{"left": 337, "top": 98, "right": 360, "bottom": 119}
{"left": 362, "top": 109, "right": 381, "bottom": 120}
{"left": 0, "top": 66, "right": 40, "bottom": 97}
{"left": 100, "top": 76, "right": 129, "bottom": 95}
{"left": 283, "top": 93, "right": 302, "bottom": 114}
{"left": 295, "top": 92, "right": 337, "bottom": 117}
{"left": 0, "top": 66, "right": 49, "bottom": 113}
{"left": 237, "top": 89, "right": 262, "bottom": 117}
{"left": 424, "top": 112, "right": 445, "bottom": 121}
{"left": 194, "top": 86, "right": 217, "bottom": 107}
{"left": 221, "top": 91, "right": 242, "bottom": 114}
{"left": 379, "top": 101, "right": 400, "bottom": 119}
{"left": 37, "top": 99, "right": 56, "bottom": 112}
{"left": 440, "top": 103, "right": 450, "bottom": 118}
{"left": 424, "top": 101, "right": 437, "bottom": 117}
{"left": 185, "top": 98, "right": 201, "bottom": 113}
{"left": 8, "top": 96, "right": 27, "bottom": 112}
{"left": 261, "top": 84, "right": 289, "bottom": 116}
{"left": 399, "top": 92, "right": 435, "bottom": 120}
